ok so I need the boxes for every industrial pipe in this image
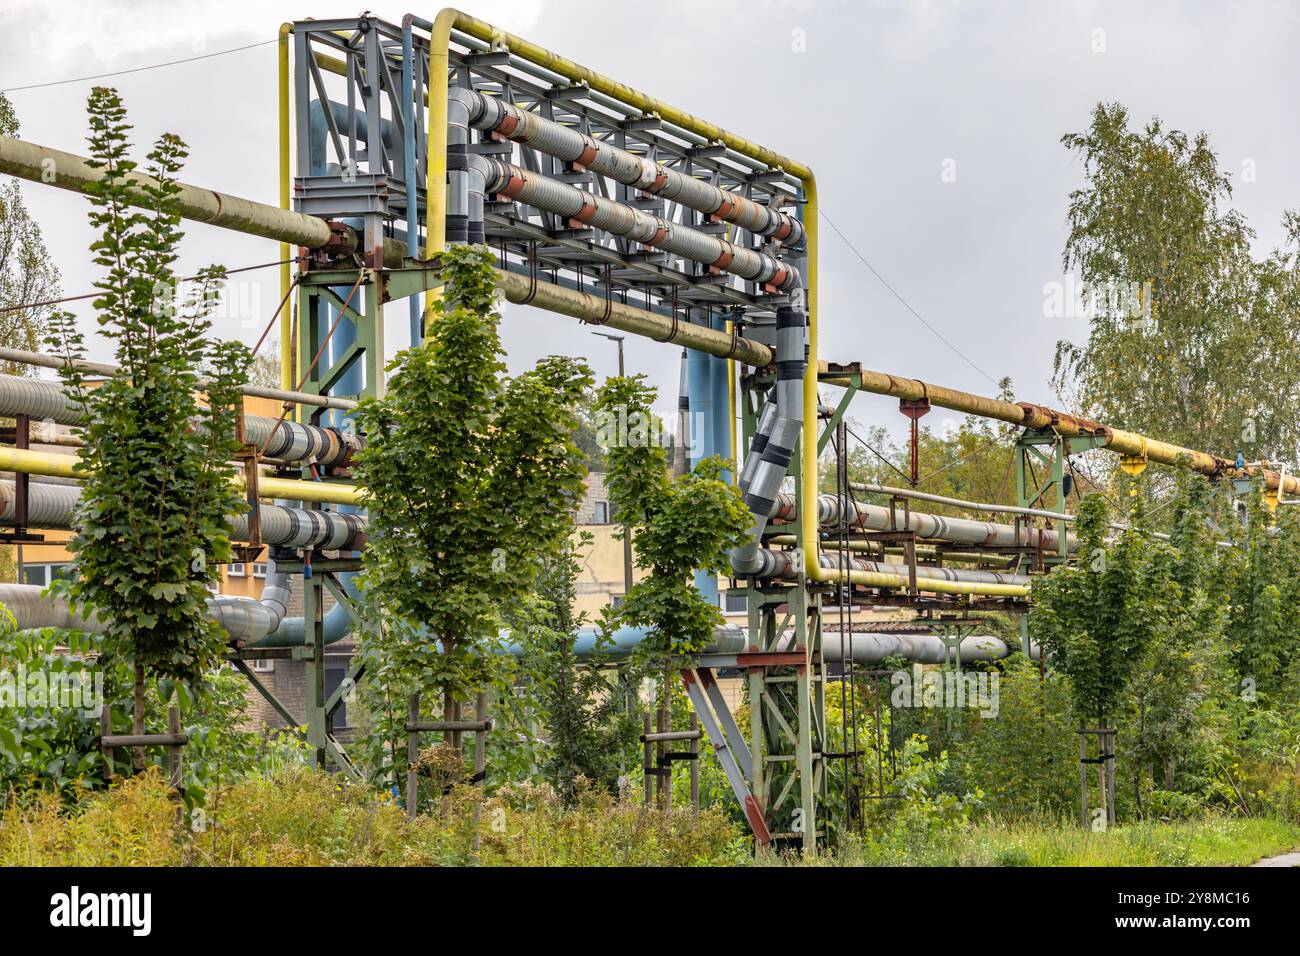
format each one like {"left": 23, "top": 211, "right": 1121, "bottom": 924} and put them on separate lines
{"left": 828, "top": 365, "right": 1300, "bottom": 496}
{"left": 473, "top": 156, "right": 800, "bottom": 293}
{"left": 0, "top": 445, "right": 362, "bottom": 507}
{"left": 492, "top": 268, "right": 772, "bottom": 366}
{"left": 0, "top": 480, "right": 367, "bottom": 551}
{"left": 0, "top": 373, "right": 358, "bottom": 468}
{"left": 772, "top": 491, "right": 1075, "bottom": 553}
{"left": 0, "top": 134, "right": 407, "bottom": 268}
{"left": 449, "top": 87, "right": 804, "bottom": 246}
{"left": 731, "top": 303, "right": 808, "bottom": 574}
{"left": 755, "top": 547, "right": 1030, "bottom": 597}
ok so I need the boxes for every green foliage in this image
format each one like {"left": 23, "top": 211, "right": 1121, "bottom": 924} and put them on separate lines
{"left": 45, "top": 88, "right": 248, "bottom": 683}
{"left": 1054, "top": 102, "right": 1300, "bottom": 462}
{"left": 514, "top": 534, "right": 641, "bottom": 803}
{"left": 595, "top": 375, "right": 752, "bottom": 656}
{"left": 353, "top": 244, "right": 592, "bottom": 702}
{"left": 0, "top": 614, "right": 294, "bottom": 803}
{"left": 0, "top": 767, "right": 746, "bottom": 866}
{"left": 1030, "top": 490, "right": 1175, "bottom": 727}
{"left": 784, "top": 815, "right": 1300, "bottom": 867}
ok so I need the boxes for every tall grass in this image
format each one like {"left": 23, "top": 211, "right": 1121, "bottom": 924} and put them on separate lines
{"left": 0, "top": 767, "right": 747, "bottom": 867}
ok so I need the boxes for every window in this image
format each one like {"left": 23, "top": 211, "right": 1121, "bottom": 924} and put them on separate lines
{"left": 228, "top": 563, "right": 246, "bottom": 577}
{"left": 252, "top": 563, "right": 268, "bottom": 579}
{"left": 250, "top": 658, "right": 275, "bottom": 673}
{"left": 722, "top": 590, "right": 748, "bottom": 613}
{"left": 20, "top": 563, "right": 72, "bottom": 587}
{"left": 592, "top": 500, "right": 610, "bottom": 524}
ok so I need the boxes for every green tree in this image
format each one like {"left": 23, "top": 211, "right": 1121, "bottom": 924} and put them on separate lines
{"left": 1053, "top": 102, "right": 1300, "bottom": 462}
{"left": 352, "top": 244, "right": 592, "bottom": 741}
{"left": 46, "top": 88, "right": 248, "bottom": 767}
{"left": 515, "top": 533, "right": 639, "bottom": 803}
{"left": 594, "top": 375, "right": 752, "bottom": 657}
{"left": 1126, "top": 470, "right": 1225, "bottom": 804}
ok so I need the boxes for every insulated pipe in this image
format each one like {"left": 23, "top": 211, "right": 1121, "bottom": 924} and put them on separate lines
{"left": 732, "top": 303, "right": 808, "bottom": 574}
{"left": 0, "top": 573, "right": 292, "bottom": 646}
{"left": 829, "top": 365, "right": 1300, "bottom": 496}
{"left": 0, "top": 445, "right": 363, "bottom": 507}
{"left": 0, "top": 373, "right": 358, "bottom": 468}
{"left": 818, "top": 632, "right": 1038, "bottom": 665}
{"left": 449, "top": 87, "right": 804, "bottom": 247}
{"left": 500, "top": 623, "right": 748, "bottom": 659}
{"left": 493, "top": 268, "right": 772, "bottom": 366}
{"left": 0, "top": 480, "right": 368, "bottom": 551}
{"left": 472, "top": 156, "right": 800, "bottom": 293}
{"left": 0, "top": 347, "right": 358, "bottom": 412}
{"left": 771, "top": 492, "right": 1076, "bottom": 554}
{"left": 415, "top": 7, "right": 820, "bottom": 319}
{"left": 0, "top": 134, "right": 407, "bottom": 268}
{"left": 752, "top": 547, "right": 1031, "bottom": 589}
{"left": 738, "top": 400, "right": 779, "bottom": 494}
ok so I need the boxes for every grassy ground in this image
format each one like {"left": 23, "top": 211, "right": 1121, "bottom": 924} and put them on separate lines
{"left": 2, "top": 768, "right": 1295, "bottom": 866}
{"left": 0, "top": 768, "right": 747, "bottom": 867}
{"left": 782, "top": 817, "right": 1300, "bottom": 867}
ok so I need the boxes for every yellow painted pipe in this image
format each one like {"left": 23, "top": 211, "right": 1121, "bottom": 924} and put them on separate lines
{"left": 824, "top": 364, "right": 1299, "bottom": 496}
{"left": 278, "top": 22, "right": 293, "bottom": 393}
{"left": 840, "top": 566, "right": 1029, "bottom": 598}
{"left": 0, "top": 446, "right": 362, "bottom": 507}
{"left": 258, "top": 474, "right": 360, "bottom": 507}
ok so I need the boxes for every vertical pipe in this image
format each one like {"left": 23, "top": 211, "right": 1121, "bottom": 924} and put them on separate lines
{"left": 402, "top": 17, "right": 422, "bottom": 345}
{"left": 687, "top": 309, "right": 719, "bottom": 605}
{"left": 710, "top": 310, "right": 731, "bottom": 483}
{"left": 422, "top": 10, "right": 458, "bottom": 329}
{"left": 278, "top": 23, "right": 294, "bottom": 391}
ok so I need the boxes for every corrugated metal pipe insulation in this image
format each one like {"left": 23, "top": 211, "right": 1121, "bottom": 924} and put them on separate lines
{"left": 0, "top": 372, "right": 358, "bottom": 468}
{"left": 0, "top": 480, "right": 367, "bottom": 552}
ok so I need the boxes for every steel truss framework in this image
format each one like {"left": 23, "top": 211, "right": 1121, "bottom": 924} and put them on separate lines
{"left": 241, "top": 14, "right": 825, "bottom": 835}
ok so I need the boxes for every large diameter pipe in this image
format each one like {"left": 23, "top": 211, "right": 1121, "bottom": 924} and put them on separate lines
{"left": 0, "top": 445, "right": 362, "bottom": 507}
{"left": 771, "top": 492, "right": 1075, "bottom": 553}
{"left": 755, "top": 547, "right": 1031, "bottom": 597}
{"left": 452, "top": 88, "right": 804, "bottom": 246}
{"left": 0, "top": 134, "right": 406, "bottom": 268}
{"left": 493, "top": 268, "right": 772, "bottom": 366}
{"left": 0, "top": 480, "right": 367, "bottom": 551}
{"left": 830, "top": 365, "right": 1299, "bottom": 495}
{"left": 0, "top": 346, "right": 359, "bottom": 412}
{"left": 476, "top": 157, "right": 800, "bottom": 293}
{"left": 0, "top": 373, "right": 357, "bottom": 467}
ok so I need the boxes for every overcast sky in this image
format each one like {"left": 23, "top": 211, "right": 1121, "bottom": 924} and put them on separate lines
{"left": 3, "top": 0, "right": 1298, "bottom": 443}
